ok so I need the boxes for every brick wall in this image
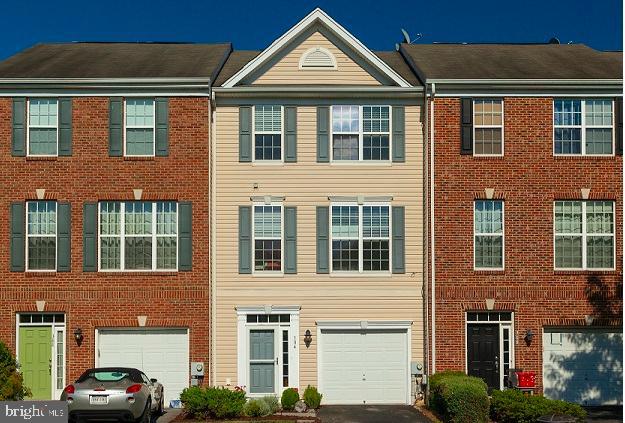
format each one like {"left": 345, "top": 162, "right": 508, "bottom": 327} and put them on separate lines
{"left": 429, "top": 97, "right": 622, "bottom": 392}
{"left": 0, "top": 96, "right": 210, "bottom": 384}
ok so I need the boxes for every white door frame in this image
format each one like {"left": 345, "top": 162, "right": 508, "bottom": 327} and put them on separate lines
{"left": 15, "top": 313, "right": 67, "bottom": 400}
{"left": 464, "top": 312, "right": 515, "bottom": 390}
{"left": 316, "top": 320, "right": 412, "bottom": 405}
{"left": 236, "top": 305, "right": 300, "bottom": 396}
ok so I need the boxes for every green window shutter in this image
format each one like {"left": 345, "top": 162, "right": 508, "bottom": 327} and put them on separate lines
{"left": 239, "top": 106, "right": 252, "bottom": 162}
{"left": 239, "top": 206, "right": 252, "bottom": 274}
{"left": 109, "top": 97, "right": 123, "bottom": 157}
{"left": 83, "top": 202, "right": 97, "bottom": 272}
{"left": 461, "top": 98, "right": 473, "bottom": 155}
{"left": 317, "top": 106, "right": 330, "bottom": 163}
{"left": 284, "top": 106, "right": 297, "bottom": 162}
{"left": 392, "top": 206, "right": 405, "bottom": 274}
{"left": 178, "top": 202, "right": 192, "bottom": 271}
{"left": 316, "top": 206, "right": 329, "bottom": 273}
{"left": 10, "top": 202, "right": 25, "bottom": 271}
{"left": 12, "top": 98, "right": 26, "bottom": 157}
{"left": 392, "top": 106, "right": 405, "bottom": 162}
{"left": 284, "top": 206, "right": 297, "bottom": 274}
{"left": 57, "top": 202, "right": 71, "bottom": 272}
{"left": 155, "top": 97, "right": 169, "bottom": 157}
{"left": 58, "top": 98, "right": 73, "bottom": 156}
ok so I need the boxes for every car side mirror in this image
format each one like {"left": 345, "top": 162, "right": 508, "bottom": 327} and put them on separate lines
{"left": 150, "top": 378, "right": 157, "bottom": 383}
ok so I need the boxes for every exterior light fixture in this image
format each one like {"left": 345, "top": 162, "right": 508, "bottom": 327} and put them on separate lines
{"left": 524, "top": 329, "right": 534, "bottom": 345}
{"left": 73, "top": 328, "right": 84, "bottom": 345}
{"left": 304, "top": 330, "right": 313, "bottom": 348}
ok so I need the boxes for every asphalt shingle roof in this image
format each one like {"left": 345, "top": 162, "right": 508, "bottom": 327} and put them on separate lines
{"left": 400, "top": 43, "right": 623, "bottom": 81}
{"left": 0, "top": 42, "right": 232, "bottom": 80}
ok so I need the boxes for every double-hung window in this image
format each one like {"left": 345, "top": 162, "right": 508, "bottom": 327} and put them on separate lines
{"left": 473, "top": 99, "right": 503, "bottom": 155}
{"left": 332, "top": 105, "right": 391, "bottom": 162}
{"left": 99, "top": 201, "right": 178, "bottom": 271}
{"left": 254, "top": 105, "right": 282, "bottom": 161}
{"left": 125, "top": 98, "right": 155, "bottom": 156}
{"left": 474, "top": 200, "right": 504, "bottom": 269}
{"left": 554, "top": 200, "right": 615, "bottom": 270}
{"left": 331, "top": 203, "right": 390, "bottom": 272}
{"left": 26, "top": 201, "right": 57, "bottom": 271}
{"left": 554, "top": 99, "right": 613, "bottom": 155}
{"left": 253, "top": 204, "right": 282, "bottom": 272}
{"left": 28, "top": 99, "right": 58, "bottom": 156}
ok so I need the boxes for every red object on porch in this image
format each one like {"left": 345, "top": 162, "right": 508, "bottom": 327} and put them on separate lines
{"left": 516, "top": 371, "right": 536, "bottom": 388}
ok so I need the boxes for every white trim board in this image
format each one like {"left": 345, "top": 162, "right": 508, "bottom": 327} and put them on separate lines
{"left": 221, "top": 8, "right": 411, "bottom": 88}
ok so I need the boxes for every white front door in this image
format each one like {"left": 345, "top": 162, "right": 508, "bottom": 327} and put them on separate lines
{"left": 97, "top": 328, "right": 189, "bottom": 405}
{"left": 543, "top": 328, "right": 623, "bottom": 405}
{"left": 319, "top": 329, "right": 409, "bottom": 404}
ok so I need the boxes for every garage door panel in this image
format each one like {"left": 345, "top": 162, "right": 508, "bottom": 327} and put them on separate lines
{"left": 98, "top": 329, "right": 189, "bottom": 405}
{"left": 543, "top": 329, "right": 622, "bottom": 406}
{"left": 320, "top": 329, "right": 408, "bottom": 405}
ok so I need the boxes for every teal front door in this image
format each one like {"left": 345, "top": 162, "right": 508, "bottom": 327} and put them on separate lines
{"left": 249, "top": 330, "right": 275, "bottom": 394}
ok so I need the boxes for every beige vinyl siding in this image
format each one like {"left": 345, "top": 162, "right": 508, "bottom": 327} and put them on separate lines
{"left": 214, "top": 105, "right": 423, "bottom": 389}
{"left": 251, "top": 31, "right": 382, "bottom": 86}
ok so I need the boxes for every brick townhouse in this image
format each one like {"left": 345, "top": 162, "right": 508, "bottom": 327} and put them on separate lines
{"left": 0, "top": 43, "right": 230, "bottom": 404}
{"left": 400, "top": 43, "right": 623, "bottom": 405}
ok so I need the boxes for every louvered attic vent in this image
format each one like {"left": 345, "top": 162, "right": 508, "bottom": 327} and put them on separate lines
{"left": 299, "top": 46, "right": 337, "bottom": 69}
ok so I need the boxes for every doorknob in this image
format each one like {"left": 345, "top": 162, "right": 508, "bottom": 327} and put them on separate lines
{"left": 494, "top": 356, "right": 499, "bottom": 371}
{"left": 49, "top": 359, "right": 52, "bottom": 375}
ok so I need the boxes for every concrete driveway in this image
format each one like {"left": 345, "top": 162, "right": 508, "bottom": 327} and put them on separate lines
{"left": 318, "top": 405, "right": 431, "bottom": 423}
{"left": 585, "top": 406, "right": 623, "bottom": 423}
{"left": 154, "top": 408, "right": 183, "bottom": 423}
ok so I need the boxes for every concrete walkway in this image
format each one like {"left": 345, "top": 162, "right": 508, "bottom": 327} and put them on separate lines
{"left": 318, "top": 405, "right": 431, "bottom": 423}
{"left": 155, "top": 408, "right": 183, "bottom": 423}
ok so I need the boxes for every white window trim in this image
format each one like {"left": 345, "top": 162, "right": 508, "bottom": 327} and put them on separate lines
{"left": 252, "top": 105, "right": 284, "bottom": 164}
{"left": 97, "top": 201, "right": 179, "bottom": 272}
{"left": 464, "top": 312, "right": 514, "bottom": 391}
{"left": 329, "top": 202, "right": 392, "bottom": 275}
{"left": 553, "top": 200, "right": 616, "bottom": 271}
{"left": 123, "top": 98, "right": 156, "bottom": 157}
{"left": 236, "top": 306, "right": 300, "bottom": 396}
{"left": 25, "top": 201, "right": 58, "bottom": 272}
{"left": 330, "top": 105, "right": 392, "bottom": 163}
{"left": 252, "top": 202, "right": 284, "bottom": 275}
{"left": 553, "top": 99, "right": 615, "bottom": 157}
{"left": 473, "top": 99, "right": 504, "bottom": 157}
{"left": 473, "top": 200, "right": 505, "bottom": 271}
{"left": 26, "top": 98, "right": 59, "bottom": 157}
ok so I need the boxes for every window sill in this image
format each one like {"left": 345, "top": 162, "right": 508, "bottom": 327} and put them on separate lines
{"left": 330, "top": 161, "right": 393, "bottom": 166}
{"left": 474, "top": 269, "right": 505, "bottom": 274}
{"left": 124, "top": 156, "right": 156, "bottom": 161}
{"left": 554, "top": 269, "right": 617, "bottom": 275}
{"left": 26, "top": 156, "right": 58, "bottom": 161}
{"left": 553, "top": 155, "right": 617, "bottom": 160}
{"left": 25, "top": 271, "right": 57, "bottom": 277}
{"left": 252, "top": 272, "right": 285, "bottom": 278}
{"left": 471, "top": 155, "right": 505, "bottom": 160}
{"left": 329, "top": 272, "right": 393, "bottom": 277}
{"left": 96, "top": 271, "right": 178, "bottom": 276}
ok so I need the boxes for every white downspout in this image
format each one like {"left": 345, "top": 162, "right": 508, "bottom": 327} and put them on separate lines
{"left": 210, "top": 90, "right": 217, "bottom": 386}
{"left": 430, "top": 83, "right": 436, "bottom": 375}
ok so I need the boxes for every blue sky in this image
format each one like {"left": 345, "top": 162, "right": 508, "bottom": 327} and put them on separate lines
{"left": 0, "top": 0, "right": 622, "bottom": 60}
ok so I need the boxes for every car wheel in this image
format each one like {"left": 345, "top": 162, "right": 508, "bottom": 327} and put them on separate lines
{"left": 138, "top": 399, "right": 151, "bottom": 423}
{"left": 158, "top": 394, "right": 164, "bottom": 416}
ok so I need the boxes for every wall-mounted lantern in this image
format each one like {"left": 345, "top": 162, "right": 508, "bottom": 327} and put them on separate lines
{"left": 73, "top": 328, "right": 84, "bottom": 345}
{"left": 524, "top": 329, "right": 534, "bottom": 345}
{"left": 304, "top": 330, "right": 313, "bottom": 348}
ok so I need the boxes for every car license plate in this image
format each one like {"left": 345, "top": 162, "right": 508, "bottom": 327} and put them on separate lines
{"left": 90, "top": 395, "right": 108, "bottom": 405}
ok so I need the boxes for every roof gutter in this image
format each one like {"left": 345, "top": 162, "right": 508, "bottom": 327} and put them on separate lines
{"left": 0, "top": 77, "right": 212, "bottom": 84}
{"left": 426, "top": 78, "right": 623, "bottom": 85}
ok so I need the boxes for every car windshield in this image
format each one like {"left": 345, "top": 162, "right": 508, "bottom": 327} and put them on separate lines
{"left": 82, "top": 371, "right": 131, "bottom": 382}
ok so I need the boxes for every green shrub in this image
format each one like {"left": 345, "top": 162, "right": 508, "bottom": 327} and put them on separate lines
{"left": 428, "top": 371, "right": 489, "bottom": 423}
{"left": 490, "top": 389, "right": 586, "bottom": 423}
{"left": 180, "top": 386, "right": 246, "bottom": 419}
{"left": 261, "top": 395, "right": 280, "bottom": 414}
{"left": 303, "top": 385, "right": 322, "bottom": 409}
{"left": 0, "top": 341, "right": 31, "bottom": 400}
{"left": 281, "top": 388, "right": 299, "bottom": 411}
{"left": 244, "top": 398, "right": 271, "bottom": 417}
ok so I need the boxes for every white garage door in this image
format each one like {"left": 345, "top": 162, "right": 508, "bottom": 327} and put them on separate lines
{"left": 320, "top": 329, "right": 409, "bottom": 404}
{"left": 543, "top": 329, "right": 622, "bottom": 406}
{"left": 98, "top": 329, "right": 189, "bottom": 405}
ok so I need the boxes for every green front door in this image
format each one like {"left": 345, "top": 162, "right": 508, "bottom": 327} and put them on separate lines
{"left": 249, "top": 330, "right": 275, "bottom": 394}
{"left": 19, "top": 327, "right": 52, "bottom": 399}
